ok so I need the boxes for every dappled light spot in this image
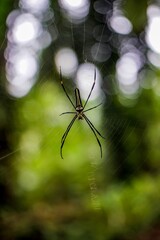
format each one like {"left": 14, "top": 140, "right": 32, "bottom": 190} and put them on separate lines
{"left": 116, "top": 52, "right": 142, "bottom": 97}
{"left": 20, "top": 130, "right": 42, "bottom": 156}
{"left": 11, "top": 13, "right": 42, "bottom": 44}
{"left": 110, "top": 15, "right": 132, "bottom": 35}
{"left": 19, "top": 0, "right": 50, "bottom": 14}
{"left": 59, "top": 0, "right": 90, "bottom": 22}
{"left": 116, "top": 53, "right": 139, "bottom": 86}
{"left": 5, "top": 48, "right": 38, "bottom": 97}
{"left": 5, "top": 3, "right": 52, "bottom": 97}
{"left": 18, "top": 170, "right": 40, "bottom": 191}
{"left": 76, "top": 63, "right": 102, "bottom": 100}
{"left": 147, "top": 50, "right": 160, "bottom": 68}
{"left": 146, "top": 16, "right": 160, "bottom": 54}
{"left": 7, "top": 50, "right": 38, "bottom": 80}
{"left": 2, "top": 1, "right": 160, "bottom": 239}
{"left": 118, "top": 82, "right": 139, "bottom": 98}
{"left": 146, "top": 5, "right": 160, "bottom": 54}
{"left": 55, "top": 48, "right": 78, "bottom": 77}
{"left": 147, "top": 4, "right": 160, "bottom": 19}
{"left": 7, "top": 79, "right": 34, "bottom": 98}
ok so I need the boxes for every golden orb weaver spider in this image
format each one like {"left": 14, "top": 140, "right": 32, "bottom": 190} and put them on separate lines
{"left": 60, "top": 68, "right": 104, "bottom": 159}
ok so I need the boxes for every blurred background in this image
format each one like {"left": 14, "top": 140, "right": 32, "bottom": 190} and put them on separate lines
{"left": 0, "top": 0, "right": 160, "bottom": 239}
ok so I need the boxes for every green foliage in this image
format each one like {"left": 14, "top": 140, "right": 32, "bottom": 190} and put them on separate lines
{"left": 1, "top": 0, "right": 160, "bottom": 240}
{"left": 123, "top": 0, "right": 148, "bottom": 31}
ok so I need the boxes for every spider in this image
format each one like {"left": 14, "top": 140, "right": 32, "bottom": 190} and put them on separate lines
{"left": 60, "top": 68, "right": 105, "bottom": 159}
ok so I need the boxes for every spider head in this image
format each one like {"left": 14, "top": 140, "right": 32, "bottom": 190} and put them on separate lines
{"left": 76, "top": 106, "right": 83, "bottom": 112}
{"left": 76, "top": 106, "right": 84, "bottom": 120}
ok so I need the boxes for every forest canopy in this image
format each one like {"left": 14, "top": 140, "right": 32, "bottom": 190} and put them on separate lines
{"left": 0, "top": 0, "right": 160, "bottom": 239}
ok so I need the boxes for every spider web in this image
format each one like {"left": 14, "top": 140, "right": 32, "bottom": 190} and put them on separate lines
{"left": 0, "top": 0, "right": 144, "bottom": 209}
{"left": 0, "top": 0, "right": 145, "bottom": 196}
{"left": 0, "top": 1, "right": 160, "bottom": 239}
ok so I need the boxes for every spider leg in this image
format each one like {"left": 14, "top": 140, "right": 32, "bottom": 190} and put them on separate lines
{"left": 83, "top": 114, "right": 102, "bottom": 158}
{"left": 83, "top": 103, "right": 102, "bottom": 113}
{"left": 60, "top": 115, "right": 77, "bottom": 159}
{"left": 60, "top": 67, "right": 75, "bottom": 109}
{"left": 83, "top": 114, "right": 105, "bottom": 139}
{"left": 60, "top": 112, "right": 76, "bottom": 116}
{"left": 61, "top": 115, "right": 77, "bottom": 143}
{"left": 83, "top": 68, "right": 96, "bottom": 109}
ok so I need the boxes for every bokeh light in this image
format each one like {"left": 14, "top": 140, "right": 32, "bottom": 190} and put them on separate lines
{"left": 5, "top": 0, "right": 52, "bottom": 98}
{"left": 147, "top": 50, "right": 160, "bottom": 68}
{"left": 76, "top": 63, "right": 102, "bottom": 100}
{"left": 19, "top": 0, "right": 50, "bottom": 13}
{"left": 110, "top": 15, "right": 132, "bottom": 35}
{"left": 59, "top": 0, "right": 90, "bottom": 22}
{"left": 146, "top": 5, "right": 160, "bottom": 54}
{"left": 6, "top": 50, "right": 38, "bottom": 81}
{"left": 18, "top": 170, "right": 40, "bottom": 191}
{"left": 116, "top": 52, "right": 141, "bottom": 96}
{"left": 55, "top": 48, "right": 78, "bottom": 77}
{"left": 11, "top": 14, "right": 42, "bottom": 44}
{"left": 7, "top": 78, "right": 35, "bottom": 98}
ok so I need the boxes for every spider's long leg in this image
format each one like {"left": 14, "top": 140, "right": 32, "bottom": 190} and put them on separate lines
{"left": 61, "top": 115, "right": 77, "bottom": 143}
{"left": 83, "top": 103, "right": 102, "bottom": 113}
{"left": 83, "top": 114, "right": 105, "bottom": 139}
{"left": 60, "top": 67, "right": 75, "bottom": 109}
{"left": 83, "top": 68, "right": 96, "bottom": 109}
{"left": 60, "top": 115, "right": 77, "bottom": 159}
{"left": 60, "top": 112, "right": 76, "bottom": 116}
{"left": 83, "top": 115, "right": 102, "bottom": 158}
